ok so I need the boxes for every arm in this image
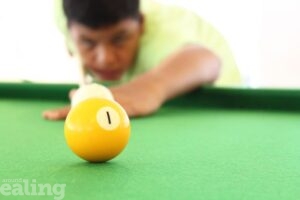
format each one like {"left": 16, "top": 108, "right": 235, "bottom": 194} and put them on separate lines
{"left": 110, "top": 44, "right": 221, "bottom": 116}
{"left": 42, "top": 45, "right": 220, "bottom": 120}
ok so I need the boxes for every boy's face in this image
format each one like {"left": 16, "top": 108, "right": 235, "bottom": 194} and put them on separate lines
{"left": 69, "top": 17, "right": 143, "bottom": 81}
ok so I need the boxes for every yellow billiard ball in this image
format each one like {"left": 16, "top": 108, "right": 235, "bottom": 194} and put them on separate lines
{"left": 64, "top": 98, "right": 130, "bottom": 162}
{"left": 71, "top": 83, "right": 114, "bottom": 107}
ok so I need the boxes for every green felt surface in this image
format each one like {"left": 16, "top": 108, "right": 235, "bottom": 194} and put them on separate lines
{"left": 1, "top": 83, "right": 300, "bottom": 200}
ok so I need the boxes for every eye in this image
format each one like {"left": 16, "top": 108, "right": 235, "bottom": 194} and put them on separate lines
{"left": 111, "top": 35, "right": 128, "bottom": 46}
{"left": 80, "top": 39, "right": 96, "bottom": 50}
{"left": 96, "top": 106, "right": 120, "bottom": 131}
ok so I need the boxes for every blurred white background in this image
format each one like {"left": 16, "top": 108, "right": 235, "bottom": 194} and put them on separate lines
{"left": 0, "top": 0, "right": 299, "bottom": 88}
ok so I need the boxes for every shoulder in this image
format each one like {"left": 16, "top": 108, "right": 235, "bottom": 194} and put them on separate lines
{"left": 140, "top": 1, "right": 225, "bottom": 49}
{"left": 136, "top": 1, "right": 217, "bottom": 67}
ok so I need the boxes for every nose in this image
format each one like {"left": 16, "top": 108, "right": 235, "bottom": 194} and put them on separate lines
{"left": 95, "top": 46, "right": 116, "bottom": 69}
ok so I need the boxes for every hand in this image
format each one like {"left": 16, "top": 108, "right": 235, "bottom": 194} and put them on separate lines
{"left": 42, "top": 106, "right": 71, "bottom": 121}
{"left": 42, "top": 89, "right": 77, "bottom": 121}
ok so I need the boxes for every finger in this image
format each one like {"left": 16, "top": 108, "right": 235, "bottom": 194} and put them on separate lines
{"left": 42, "top": 111, "right": 63, "bottom": 120}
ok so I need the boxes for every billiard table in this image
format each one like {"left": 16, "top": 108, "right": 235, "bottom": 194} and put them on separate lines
{"left": 1, "top": 82, "right": 300, "bottom": 200}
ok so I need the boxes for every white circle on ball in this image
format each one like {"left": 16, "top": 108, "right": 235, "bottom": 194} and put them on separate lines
{"left": 96, "top": 107, "right": 120, "bottom": 131}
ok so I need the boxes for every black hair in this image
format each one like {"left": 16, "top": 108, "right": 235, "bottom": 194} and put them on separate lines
{"left": 63, "top": 0, "right": 140, "bottom": 29}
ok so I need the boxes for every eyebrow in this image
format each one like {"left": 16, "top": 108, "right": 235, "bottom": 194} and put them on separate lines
{"left": 113, "top": 30, "right": 129, "bottom": 37}
{"left": 80, "top": 35, "right": 95, "bottom": 41}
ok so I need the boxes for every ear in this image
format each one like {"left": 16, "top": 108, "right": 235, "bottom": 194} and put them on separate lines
{"left": 139, "top": 13, "right": 145, "bottom": 34}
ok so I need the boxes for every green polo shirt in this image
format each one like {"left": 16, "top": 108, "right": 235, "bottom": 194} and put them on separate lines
{"left": 54, "top": 0, "right": 242, "bottom": 87}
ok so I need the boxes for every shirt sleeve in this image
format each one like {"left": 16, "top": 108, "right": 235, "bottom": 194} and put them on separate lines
{"left": 53, "top": 0, "right": 76, "bottom": 54}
